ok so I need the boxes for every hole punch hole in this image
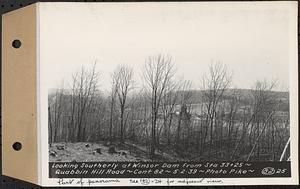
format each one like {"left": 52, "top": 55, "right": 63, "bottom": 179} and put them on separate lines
{"left": 12, "top": 39, "right": 22, "bottom": 48}
{"left": 12, "top": 142, "right": 22, "bottom": 151}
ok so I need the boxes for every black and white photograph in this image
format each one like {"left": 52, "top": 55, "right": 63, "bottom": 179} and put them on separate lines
{"left": 45, "top": 2, "right": 294, "bottom": 164}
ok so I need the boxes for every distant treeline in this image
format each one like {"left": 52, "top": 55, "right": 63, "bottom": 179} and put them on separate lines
{"left": 48, "top": 54, "right": 290, "bottom": 161}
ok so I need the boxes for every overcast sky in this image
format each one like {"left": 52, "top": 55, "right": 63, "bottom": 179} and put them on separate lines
{"left": 39, "top": 2, "right": 296, "bottom": 92}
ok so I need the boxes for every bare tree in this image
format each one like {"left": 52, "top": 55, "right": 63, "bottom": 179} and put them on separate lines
{"left": 160, "top": 81, "right": 178, "bottom": 146}
{"left": 48, "top": 83, "right": 65, "bottom": 143}
{"left": 71, "top": 63, "right": 100, "bottom": 142}
{"left": 201, "top": 62, "right": 232, "bottom": 159}
{"left": 175, "top": 80, "right": 193, "bottom": 151}
{"left": 113, "top": 65, "right": 134, "bottom": 143}
{"left": 246, "top": 80, "right": 277, "bottom": 161}
{"left": 142, "top": 54, "right": 176, "bottom": 159}
{"left": 109, "top": 70, "right": 120, "bottom": 142}
{"left": 67, "top": 72, "right": 79, "bottom": 142}
{"left": 225, "top": 89, "right": 240, "bottom": 157}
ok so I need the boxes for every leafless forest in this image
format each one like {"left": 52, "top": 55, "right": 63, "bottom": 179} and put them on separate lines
{"left": 48, "top": 54, "right": 290, "bottom": 162}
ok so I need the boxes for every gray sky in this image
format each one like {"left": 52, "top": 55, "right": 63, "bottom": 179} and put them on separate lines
{"left": 40, "top": 2, "right": 295, "bottom": 92}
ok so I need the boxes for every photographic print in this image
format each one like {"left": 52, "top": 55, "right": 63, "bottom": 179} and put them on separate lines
{"left": 37, "top": 1, "right": 298, "bottom": 186}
